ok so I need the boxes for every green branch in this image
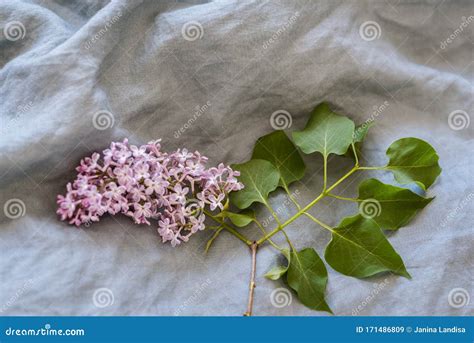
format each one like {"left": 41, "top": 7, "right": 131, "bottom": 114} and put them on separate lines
{"left": 254, "top": 219, "right": 284, "bottom": 252}
{"left": 262, "top": 201, "right": 296, "bottom": 250}
{"left": 256, "top": 165, "right": 358, "bottom": 245}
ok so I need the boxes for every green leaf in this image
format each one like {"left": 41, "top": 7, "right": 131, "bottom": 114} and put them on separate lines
{"left": 324, "top": 215, "right": 410, "bottom": 278}
{"left": 230, "top": 159, "right": 280, "bottom": 209}
{"left": 265, "top": 265, "right": 288, "bottom": 281}
{"left": 252, "top": 130, "right": 305, "bottom": 188}
{"left": 216, "top": 209, "right": 255, "bottom": 227}
{"left": 292, "top": 103, "right": 355, "bottom": 158}
{"left": 386, "top": 138, "right": 441, "bottom": 190}
{"left": 265, "top": 249, "right": 290, "bottom": 280}
{"left": 287, "top": 248, "right": 332, "bottom": 313}
{"left": 357, "top": 178, "right": 433, "bottom": 230}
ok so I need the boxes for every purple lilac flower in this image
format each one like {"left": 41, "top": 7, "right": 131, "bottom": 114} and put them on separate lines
{"left": 57, "top": 139, "right": 243, "bottom": 247}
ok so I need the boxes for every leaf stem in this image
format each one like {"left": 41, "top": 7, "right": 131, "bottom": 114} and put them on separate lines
{"left": 283, "top": 184, "right": 301, "bottom": 210}
{"left": 323, "top": 155, "right": 328, "bottom": 191}
{"left": 302, "top": 212, "right": 334, "bottom": 232}
{"left": 280, "top": 228, "right": 297, "bottom": 252}
{"left": 351, "top": 142, "right": 359, "bottom": 167}
{"left": 243, "top": 241, "right": 258, "bottom": 316}
{"left": 326, "top": 193, "right": 360, "bottom": 202}
{"left": 204, "top": 210, "right": 253, "bottom": 246}
{"left": 263, "top": 200, "right": 283, "bottom": 227}
{"left": 358, "top": 166, "right": 386, "bottom": 170}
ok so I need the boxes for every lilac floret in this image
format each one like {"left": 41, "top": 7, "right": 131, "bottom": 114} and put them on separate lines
{"left": 57, "top": 139, "right": 243, "bottom": 246}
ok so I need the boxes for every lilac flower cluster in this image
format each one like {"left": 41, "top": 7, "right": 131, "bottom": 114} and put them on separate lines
{"left": 57, "top": 139, "right": 243, "bottom": 246}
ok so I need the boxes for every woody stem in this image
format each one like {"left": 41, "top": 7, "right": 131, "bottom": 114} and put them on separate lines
{"left": 243, "top": 241, "right": 258, "bottom": 316}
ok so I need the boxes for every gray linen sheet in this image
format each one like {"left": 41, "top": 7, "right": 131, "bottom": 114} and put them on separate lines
{"left": 0, "top": 0, "right": 472, "bottom": 316}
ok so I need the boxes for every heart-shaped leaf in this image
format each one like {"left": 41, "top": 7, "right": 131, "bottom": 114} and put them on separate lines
{"left": 386, "top": 138, "right": 441, "bottom": 190}
{"left": 357, "top": 178, "right": 433, "bottom": 230}
{"left": 287, "top": 248, "right": 331, "bottom": 313}
{"left": 252, "top": 130, "right": 305, "bottom": 188}
{"left": 292, "top": 103, "right": 355, "bottom": 158}
{"left": 324, "top": 215, "right": 410, "bottom": 278}
{"left": 230, "top": 159, "right": 280, "bottom": 209}
{"left": 265, "top": 249, "right": 290, "bottom": 280}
